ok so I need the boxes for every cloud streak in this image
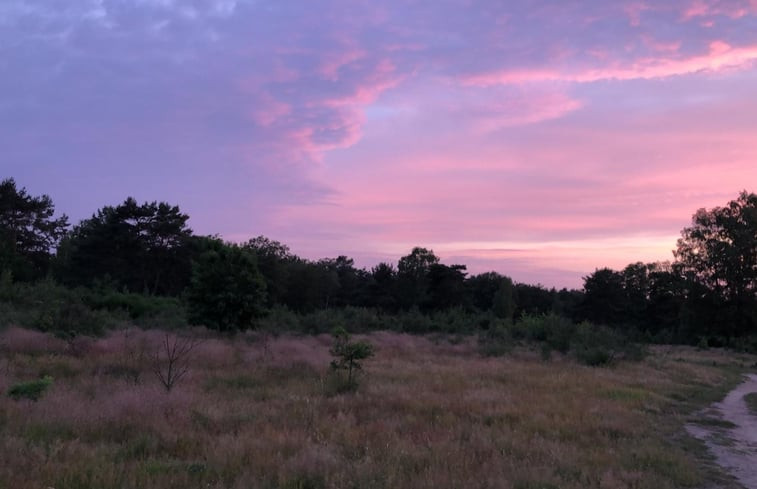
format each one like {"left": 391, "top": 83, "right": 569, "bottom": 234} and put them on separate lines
{"left": 463, "top": 41, "right": 757, "bottom": 86}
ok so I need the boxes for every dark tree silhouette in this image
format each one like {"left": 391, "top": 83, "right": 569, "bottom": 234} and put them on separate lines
{"left": 187, "top": 239, "right": 266, "bottom": 331}
{"left": 581, "top": 268, "right": 627, "bottom": 325}
{"left": 675, "top": 191, "right": 757, "bottom": 336}
{"left": 397, "top": 247, "right": 439, "bottom": 309}
{"left": 57, "top": 198, "right": 193, "bottom": 295}
{"left": 0, "top": 178, "right": 69, "bottom": 281}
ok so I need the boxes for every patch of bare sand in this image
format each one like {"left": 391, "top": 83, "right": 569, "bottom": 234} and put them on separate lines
{"left": 687, "top": 374, "right": 757, "bottom": 488}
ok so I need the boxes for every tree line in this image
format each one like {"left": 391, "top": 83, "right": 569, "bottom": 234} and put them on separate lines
{"left": 1, "top": 178, "right": 755, "bottom": 345}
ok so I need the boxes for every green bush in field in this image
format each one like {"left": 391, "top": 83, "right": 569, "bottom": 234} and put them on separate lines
{"left": 744, "top": 392, "right": 757, "bottom": 415}
{"left": 478, "top": 322, "right": 514, "bottom": 357}
{"left": 329, "top": 327, "right": 374, "bottom": 391}
{"left": 398, "top": 307, "right": 433, "bottom": 333}
{"left": 572, "top": 323, "right": 623, "bottom": 366}
{"left": 186, "top": 240, "right": 267, "bottom": 332}
{"left": 82, "top": 288, "right": 187, "bottom": 328}
{"left": 515, "top": 313, "right": 576, "bottom": 354}
{"left": 8, "top": 376, "right": 53, "bottom": 401}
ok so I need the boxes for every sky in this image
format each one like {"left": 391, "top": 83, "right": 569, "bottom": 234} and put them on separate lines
{"left": 2, "top": 0, "right": 757, "bottom": 288}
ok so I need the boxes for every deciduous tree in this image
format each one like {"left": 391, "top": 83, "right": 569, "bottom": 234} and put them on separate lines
{"left": 675, "top": 191, "right": 757, "bottom": 335}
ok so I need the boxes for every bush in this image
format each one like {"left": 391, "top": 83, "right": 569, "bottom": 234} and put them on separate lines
{"left": 8, "top": 376, "right": 53, "bottom": 401}
{"left": 257, "top": 306, "right": 302, "bottom": 332}
{"left": 397, "top": 308, "right": 433, "bottom": 333}
{"left": 478, "top": 322, "right": 513, "bottom": 357}
{"left": 543, "top": 315, "right": 576, "bottom": 354}
{"left": 186, "top": 240, "right": 267, "bottom": 331}
{"left": 432, "top": 307, "right": 478, "bottom": 334}
{"left": 82, "top": 289, "right": 187, "bottom": 328}
{"left": 300, "top": 309, "right": 346, "bottom": 335}
{"left": 329, "top": 327, "right": 374, "bottom": 391}
{"left": 340, "top": 307, "right": 388, "bottom": 333}
{"left": 572, "top": 323, "right": 622, "bottom": 367}
{"left": 0, "top": 279, "right": 125, "bottom": 335}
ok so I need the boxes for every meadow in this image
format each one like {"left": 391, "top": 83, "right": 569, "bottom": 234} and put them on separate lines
{"left": 0, "top": 326, "right": 754, "bottom": 489}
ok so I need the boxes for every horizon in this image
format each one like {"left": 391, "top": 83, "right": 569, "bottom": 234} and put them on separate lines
{"left": 4, "top": 1, "right": 757, "bottom": 289}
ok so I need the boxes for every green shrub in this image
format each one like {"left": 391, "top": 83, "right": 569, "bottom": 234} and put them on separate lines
{"left": 731, "top": 335, "right": 757, "bottom": 354}
{"left": 744, "top": 392, "right": 757, "bottom": 415}
{"left": 83, "top": 289, "right": 187, "bottom": 328}
{"left": 186, "top": 240, "right": 266, "bottom": 331}
{"left": 329, "top": 327, "right": 374, "bottom": 391}
{"left": 478, "top": 322, "right": 513, "bottom": 357}
{"left": 257, "top": 306, "right": 302, "bottom": 332}
{"left": 431, "top": 307, "right": 478, "bottom": 334}
{"left": 572, "top": 323, "right": 621, "bottom": 367}
{"left": 543, "top": 315, "right": 576, "bottom": 354}
{"left": 8, "top": 376, "right": 53, "bottom": 401}
{"left": 340, "top": 306, "right": 387, "bottom": 332}
{"left": 300, "top": 309, "right": 346, "bottom": 334}
{"left": 575, "top": 346, "right": 614, "bottom": 367}
{"left": 279, "top": 475, "right": 326, "bottom": 489}
{"left": 397, "top": 307, "right": 433, "bottom": 333}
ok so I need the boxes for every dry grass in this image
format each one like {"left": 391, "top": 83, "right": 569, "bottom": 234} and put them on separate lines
{"left": 0, "top": 327, "right": 753, "bottom": 489}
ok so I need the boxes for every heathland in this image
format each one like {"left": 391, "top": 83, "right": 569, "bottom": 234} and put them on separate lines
{"left": 1, "top": 326, "right": 754, "bottom": 489}
{"left": 2, "top": 180, "right": 757, "bottom": 487}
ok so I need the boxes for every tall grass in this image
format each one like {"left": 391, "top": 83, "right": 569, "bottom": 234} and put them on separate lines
{"left": 0, "top": 327, "right": 752, "bottom": 488}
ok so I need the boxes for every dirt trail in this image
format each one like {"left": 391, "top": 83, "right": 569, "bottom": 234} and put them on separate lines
{"left": 687, "top": 374, "right": 757, "bottom": 488}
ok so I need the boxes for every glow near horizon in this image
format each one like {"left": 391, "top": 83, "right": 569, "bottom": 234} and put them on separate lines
{"left": 2, "top": 0, "right": 757, "bottom": 288}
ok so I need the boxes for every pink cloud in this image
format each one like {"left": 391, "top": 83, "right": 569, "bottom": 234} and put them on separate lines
{"left": 471, "top": 93, "right": 582, "bottom": 131}
{"left": 249, "top": 92, "right": 292, "bottom": 127}
{"left": 624, "top": 2, "right": 651, "bottom": 26}
{"left": 463, "top": 40, "right": 757, "bottom": 85}
{"left": 318, "top": 46, "right": 367, "bottom": 81}
{"left": 641, "top": 35, "right": 682, "bottom": 53}
{"left": 682, "top": 0, "right": 753, "bottom": 19}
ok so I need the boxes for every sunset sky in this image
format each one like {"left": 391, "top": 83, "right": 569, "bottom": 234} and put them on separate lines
{"left": 3, "top": 0, "right": 757, "bottom": 288}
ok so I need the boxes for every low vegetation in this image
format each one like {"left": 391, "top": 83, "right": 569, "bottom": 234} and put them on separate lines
{"left": 744, "top": 391, "right": 757, "bottom": 415}
{"left": 328, "top": 327, "right": 374, "bottom": 392}
{"left": 0, "top": 326, "right": 753, "bottom": 489}
{"left": 7, "top": 375, "right": 53, "bottom": 401}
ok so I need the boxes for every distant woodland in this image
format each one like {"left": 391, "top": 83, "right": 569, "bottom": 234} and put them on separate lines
{"left": 1, "top": 177, "right": 756, "bottom": 351}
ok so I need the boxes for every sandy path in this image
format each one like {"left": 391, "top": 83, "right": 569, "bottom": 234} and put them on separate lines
{"left": 687, "top": 374, "right": 757, "bottom": 488}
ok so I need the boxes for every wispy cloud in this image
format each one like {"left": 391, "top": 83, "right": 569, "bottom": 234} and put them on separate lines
{"left": 463, "top": 41, "right": 757, "bottom": 86}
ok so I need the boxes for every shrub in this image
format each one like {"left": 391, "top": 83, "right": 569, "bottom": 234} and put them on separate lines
{"left": 8, "top": 376, "right": 53, "bottom": 401}
{"left": 153, "top": 333, "right": 200, "bottom": 392}
{"left": 744, "top": 392, "right": 757, "bottom": 415}
{"left": 329, "top": 327, "right": 374, "bottom": 391}
{"left": 478, "top": 322, "right": 513, "bottom": 357}
{"left": 397, "top": 307, "right": 433, "bottom": 333}
{"left": 512, "top": 314, "right": 545, "bottom": 341}
{"left": 82, "top": 289, "right": 187, "bottom": 328}
{"left": 543, "top": 315, "right": 576, "bottom": 354}
{"left": 300, "top": 309, "right": 345, "bottom": 335}
{"left": 432, "top": 307, "right": 478, "bottom": 334}
{"left": 257, "top": 306, "right": 301, "bottom": 333}
{"left": 572, "top": 323, "right": 622, "bottom": 367}
{"left": 280, "top": 475, "right": 326, "bottom": 489}
{"left": 187, "top": 240, "right": 266, "bottom": 331}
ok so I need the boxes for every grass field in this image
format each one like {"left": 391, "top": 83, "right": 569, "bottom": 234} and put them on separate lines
{"left": 0, "top": 326, "right": 754, "bottom": 489}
